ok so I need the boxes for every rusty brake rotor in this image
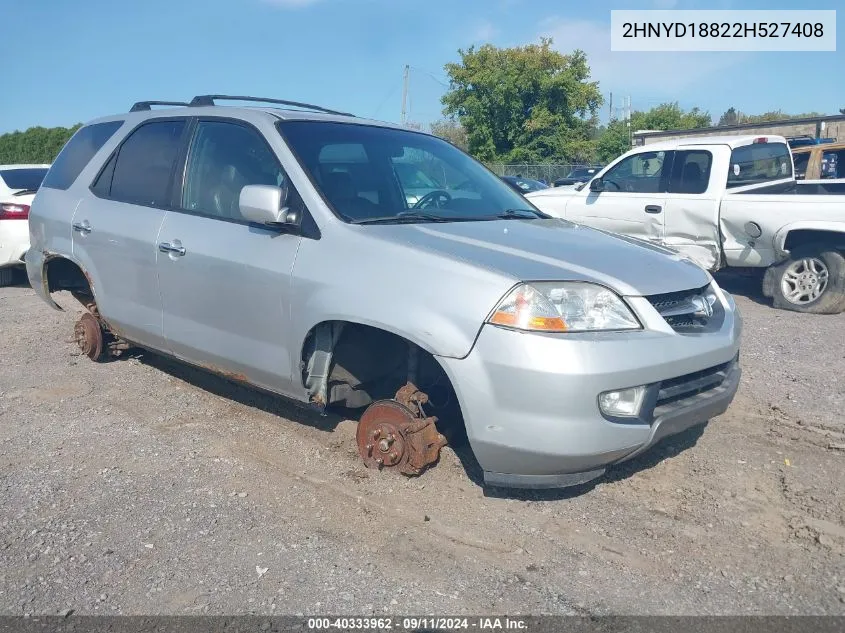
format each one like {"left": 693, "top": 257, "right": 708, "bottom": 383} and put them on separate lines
{"left": 74, "top": 312, "right": 105, "bottom": 361}
{"left": 356, "top": 383, "right": 448, "bottom": 476}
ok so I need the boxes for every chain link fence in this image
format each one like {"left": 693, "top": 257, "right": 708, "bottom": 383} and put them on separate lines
{"left": 487, "top": 164, "right": 601, "bottom": 183}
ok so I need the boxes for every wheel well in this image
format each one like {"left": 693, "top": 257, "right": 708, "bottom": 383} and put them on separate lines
{"left": 783, "top": 229, "right": 845, "bottom": 253}
{"left": 301, "top": 321, "right": 465, "bottom": 438}
{"left": 43, "top": 257, "right": 96, "bottom": 310}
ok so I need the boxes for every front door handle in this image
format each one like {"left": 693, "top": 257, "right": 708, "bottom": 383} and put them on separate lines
{"left": 158, "top": 241, "right": 186, "bottom": 256}
{"left": 72, "top": 220, "right": 92, "bottom": 234}
{"left": 645, "top": 205, "right": 662, "bottom": 214}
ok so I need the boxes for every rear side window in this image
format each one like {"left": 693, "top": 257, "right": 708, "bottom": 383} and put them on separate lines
{"left": 821, "top": 149, "right": 845, "bottom": 179}
{"left": 792, "top": 151, "right": 810, "bottom": 180}
{"left": 668, "top": 150, "right": 712, "bottom": 194}
{"left": 41, "top": 121, "right": 123, "bottom": 190}
{"left": 105, "top": 120, "right": 186, "bottom": 207}
{"left": 726, "top": 142, "right": 792, "bottom": 188}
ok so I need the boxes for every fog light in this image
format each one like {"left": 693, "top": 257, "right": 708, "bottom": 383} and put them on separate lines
{"left": 599, "top": 386, "right": 646, "bottom": 417}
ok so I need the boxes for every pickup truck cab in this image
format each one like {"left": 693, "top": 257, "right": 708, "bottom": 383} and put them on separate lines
{"left": 527, "top": 135, "right": 845, "bottom": 314}
{"left": 26, "top": 96, "right": 742, "bottom": 489}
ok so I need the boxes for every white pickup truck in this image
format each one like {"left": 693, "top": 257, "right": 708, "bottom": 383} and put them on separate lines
{"left": 526, "top": 135, "right": 845, "bottom": 314}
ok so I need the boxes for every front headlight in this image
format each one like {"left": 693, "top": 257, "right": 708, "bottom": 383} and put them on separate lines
{"left": 488, "top": 282, "right": 641, "bottom": 332}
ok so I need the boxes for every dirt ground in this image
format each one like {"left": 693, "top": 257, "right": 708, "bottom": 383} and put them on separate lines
{"left": 1, "top": 272, "right": 844, "bottom": 616}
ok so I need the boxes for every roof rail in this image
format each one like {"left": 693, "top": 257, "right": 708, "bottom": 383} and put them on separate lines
{"left": 189, "top": 94, "right": 355, "bottom": 117}
{"left": 130, "top": 101, "right": 191, "bottom": 112}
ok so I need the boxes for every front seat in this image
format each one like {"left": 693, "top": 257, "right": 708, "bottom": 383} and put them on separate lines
{"left": 681, "top": 162, "right": 703, "bottom": 193}
{"left": 322, "top": 171, "right": 378, "bottom": 220}
{"left": 209, "top": 164, "right": 247, "bottom": 219}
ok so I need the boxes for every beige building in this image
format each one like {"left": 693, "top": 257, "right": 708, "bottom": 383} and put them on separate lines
{"left": 633, "top": 114, "right": 845, "bottom": 146}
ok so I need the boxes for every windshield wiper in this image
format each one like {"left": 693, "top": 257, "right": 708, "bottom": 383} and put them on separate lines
{"left": 12, "top": 188, "right": 39, "bottom": 196}
{"left": 495, "top": 208, "right": 550, "bottom": 219}
{"left": 351, "top": 213, "right": 474, "bottom": 225}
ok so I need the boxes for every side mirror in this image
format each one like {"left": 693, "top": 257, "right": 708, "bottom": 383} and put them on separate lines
{"left": 589, "top": 178, "right": 605, "bottom": 192}
{"left": 239, "top": 185, "right": 301, "bottom": 230}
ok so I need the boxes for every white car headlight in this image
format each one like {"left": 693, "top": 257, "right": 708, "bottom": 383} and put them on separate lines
{"left": 488, "top": 282, "right": 641, "bottom": 333}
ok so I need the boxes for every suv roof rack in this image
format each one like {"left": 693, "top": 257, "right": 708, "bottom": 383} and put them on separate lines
{"left": 130, "top": 101, "right": 191, "bottom": 112}
{"left": 189, "top": 94, "right": 355, "bottom": 117}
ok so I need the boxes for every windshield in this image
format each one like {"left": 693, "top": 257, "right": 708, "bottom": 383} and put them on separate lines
{"left": 393, "top": 162, "right": 440, "bottom": 189}
{"left": 277, "top": 121, "right": 539, "bottom": 223}
{"left": 504, "top": 177, "right": 547, "bottom": 192}
{"left": 566, "top": 167, "right": 594, "bottom": 179}
{"left": 726, "top": 142, "right": 793, "bottom": 188}
{"left": 0, "top": 167, "right": 49, "bottom": 192}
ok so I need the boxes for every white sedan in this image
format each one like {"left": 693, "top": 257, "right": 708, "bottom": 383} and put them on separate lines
{"left": 0, "top": 164, "right": 50, "bottom": 286}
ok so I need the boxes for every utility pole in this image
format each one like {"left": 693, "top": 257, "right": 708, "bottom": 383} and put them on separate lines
{"left": 609, "top": 92, "right": 613, "bottom": 122}
{"left": 401, "top": 65, "right": 410, "bottom": 126}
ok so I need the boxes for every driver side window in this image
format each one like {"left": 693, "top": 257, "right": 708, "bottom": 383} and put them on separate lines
{"left": 603, "top": 151, "right": 669, "bottom": 194}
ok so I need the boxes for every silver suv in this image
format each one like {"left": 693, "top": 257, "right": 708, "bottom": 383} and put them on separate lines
{"left": 26, "top": 95, "right": 742, "bottom": 489}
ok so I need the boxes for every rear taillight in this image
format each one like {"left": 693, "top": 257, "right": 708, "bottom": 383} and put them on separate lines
{"left": 0, "top": 203, "right": 30, "bottom": 220}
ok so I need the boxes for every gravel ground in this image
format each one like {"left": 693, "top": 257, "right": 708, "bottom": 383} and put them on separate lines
{"left": 1, "top": 273, "right": 844, "bottom": 616}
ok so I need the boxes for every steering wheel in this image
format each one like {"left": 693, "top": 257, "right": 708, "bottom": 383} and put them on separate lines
{"left": 603, "top": 179, "right": 622, "bottom": 192}
{"left": 413, "top": 190, "right": 452, "bottom": 209}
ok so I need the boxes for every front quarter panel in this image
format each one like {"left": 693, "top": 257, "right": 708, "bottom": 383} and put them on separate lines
{"left": 289, "top": 224, "right": 516, "bottom": 361}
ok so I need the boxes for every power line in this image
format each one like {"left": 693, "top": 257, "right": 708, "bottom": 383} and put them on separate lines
{"left": 409, "top": 66, "right": 450, "bottom": 89}
{"left": 371, "top": 81, "right": 403, "bottom": 119}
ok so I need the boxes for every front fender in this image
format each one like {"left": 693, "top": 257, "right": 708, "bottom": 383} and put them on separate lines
{"left": 289, "top": 230, "right": 515, "bottom": 362}
{"left": 293, "top": 286, "right": 489, "bottom": 361}
{"left": 774, "top": 220, "right": 845, "bottom": 257}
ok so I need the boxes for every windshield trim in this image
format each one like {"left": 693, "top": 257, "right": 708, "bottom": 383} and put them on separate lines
{"left": 274, "top": 119, "right": 548, "bottom": 225}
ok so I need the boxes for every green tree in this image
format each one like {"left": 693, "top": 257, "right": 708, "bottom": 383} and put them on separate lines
{"left": 429, "top": 119, "right": 468, "bottom": 151}
{"left": 595, "top": 120, "right": 630, "bottom": 163}
{"left": 0, "top": 124, "right": 81, "bottom": 164}
{"left": 442, "top": 39, "right": 603, "bottom": 163}
{"left": 630, "top": 102, "right": 711, "bottom": 131}
{"left": 717, "top": 107, "right": 829, "bottom": 125}
{"left": 718, "top": 107, "right": 740, "bottom": 127}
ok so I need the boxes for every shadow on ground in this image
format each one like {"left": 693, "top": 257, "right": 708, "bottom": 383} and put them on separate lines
{"left": 713, "top": 270, "right": 770, "bottom": 307}
{"left": 135, "top": 349, "right": 345, "bottom": 434}
{"left": 478, "top": 423, "right": 707, "bottom": 501}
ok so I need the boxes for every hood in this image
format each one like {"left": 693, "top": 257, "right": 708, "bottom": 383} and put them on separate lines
{"left": 525, "top": 186, "right": 581, "bottom": 199}
{"left": 371, "top": 219, "right": 710, "bottom": 297}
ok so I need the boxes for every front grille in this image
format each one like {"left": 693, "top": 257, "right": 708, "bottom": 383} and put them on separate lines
{"left": 646, "top": 284, "right": 724, "bottom": 333}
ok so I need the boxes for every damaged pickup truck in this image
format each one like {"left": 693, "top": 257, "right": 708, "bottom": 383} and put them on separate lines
{"left": 527, "top": 135, "right": 845, "bottom": 314}
{"left": 26, "top": 95, "right": 741, "bottom": 489}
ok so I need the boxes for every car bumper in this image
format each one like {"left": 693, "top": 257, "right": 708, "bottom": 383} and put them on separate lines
{"left": 437, "top": 289, "right": 742, "bottom": 489}
{"left": 0, "top": 220, "right": 29, "bottom": 268}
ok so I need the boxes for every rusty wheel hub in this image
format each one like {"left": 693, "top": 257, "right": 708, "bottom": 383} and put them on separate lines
{"left": 356, "top": 383, "right": 448, "bottom": 476}
{"left": 74, "top": 312, "right": 104, "bottom": 361}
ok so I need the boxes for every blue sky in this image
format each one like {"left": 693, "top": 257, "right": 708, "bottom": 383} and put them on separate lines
{"left": 2, "top": 0, "right": 842, "bottom": 134}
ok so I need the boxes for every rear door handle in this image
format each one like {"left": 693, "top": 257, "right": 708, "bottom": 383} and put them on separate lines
{"left": 72, "top": 220, "right": 92, "bottom": 234}
{"left": 645, "top": 205, "right": 662, "bottom": 214}
{"left": 158, "top": 241, "right": 186, "bottom": 256}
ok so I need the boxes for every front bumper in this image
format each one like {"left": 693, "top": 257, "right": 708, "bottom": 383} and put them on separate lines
{"left": 437, "top": 287, "right": 742, "bottom": 489}
{"left": 0, "top": 220, "right": 29, "bottom": 268}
